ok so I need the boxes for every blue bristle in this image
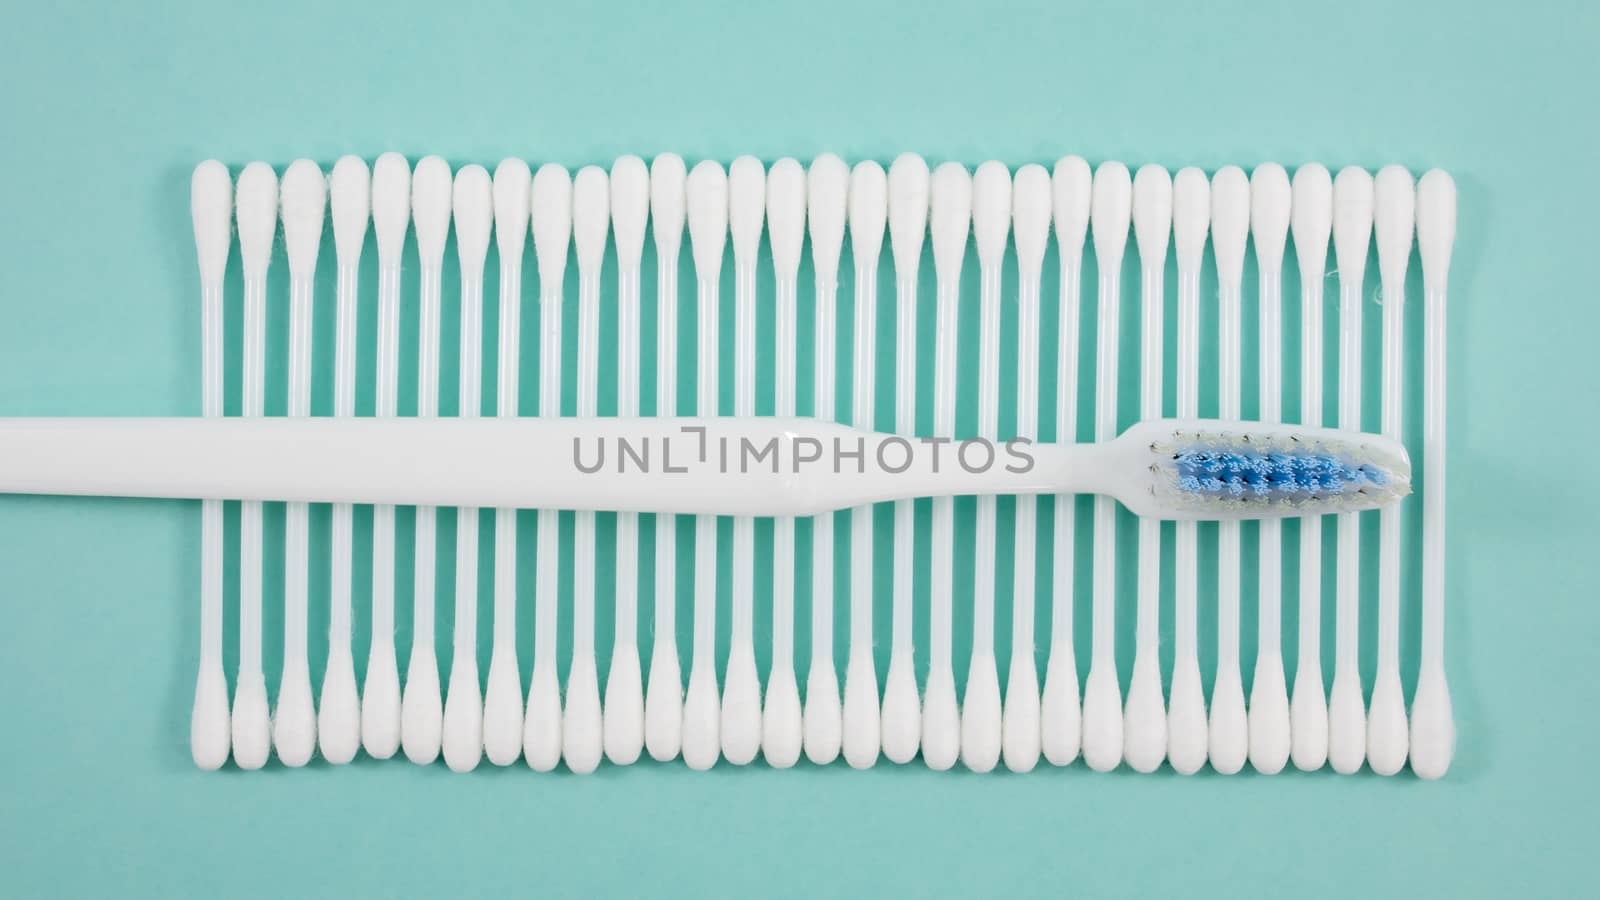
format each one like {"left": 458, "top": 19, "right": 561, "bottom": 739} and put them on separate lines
{"left": 1172, "top": 441, "right": 1382, "bottom": 502}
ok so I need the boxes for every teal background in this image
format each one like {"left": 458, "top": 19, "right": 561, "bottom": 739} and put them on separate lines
{"left": 1, "top": 0, "right": 1595, "bottom": 896}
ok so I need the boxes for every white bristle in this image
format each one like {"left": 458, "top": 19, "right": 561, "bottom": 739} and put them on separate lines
{"left": 1291, "top": 164, "right": 1333, "bottom": 283}
{"left": 610, "top": 155, "right": 650, "bottom": 268}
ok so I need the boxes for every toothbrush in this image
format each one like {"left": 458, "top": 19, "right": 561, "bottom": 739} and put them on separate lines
{"left": 1289, "top": 164, "right": 1333, "bottom": 772}
{"left": 1041, "top": 156, "right": 1090, "bottom": 767}
{"left": 275, "top": 159, "right": 326, "bottom": 768}
{"left": 401, "top": 155, "right": 452, "bottom": 766}
{"left": 1123, "top": 163, "right": 1171, "bottom": 774}
{"left": 1368, "top": 165, "right": 1415, "bottom": 776}
{"left": 1328, "top": 166, "right": 1374, "bottom": 775}
{"left": 1208, "top": 165, "right": 1250, "bottom": 775}
{"left": 604, "top": 155, "right": 650, "bottom": 766}
{"left": 1247, "top": 163, "right": 1292, "bottom": 774}
{"left": 363, "top": 153, "right": 410, "bottom": 759}
{"left": 231, "top": 161, "right": 276, "bottom": 771}
{"left": 1003, "top": 163, "right": 1051, "bottom": 774}
{"left": 1166, "top": 167, "right": 1211, "bottom": 774}
{"left": 962, "top": 161, "right": 1010, "bottom": 774}
{"left": 564, "top": 165, "right": 609, "bottom": 775}
{"left": 525, "top": 163, "right": 572, "bottom": 772}
{"left": 1410, "top": 169, "right": 1456, "bottom": 780}
{"left": 804, "top": 153, "right": 849, "bottom": 766}
{"left": 0, "top": 418, "right": 1408, "bottom": 515}
{"left": 644, "top": 153, "right": 687, "bottom": 762}
{"left": 681, "top": 160, "right": 727, "bottom": 771}
{"left": 762, "top": 158, "right": 806, "bottom": 768}
{"left": 842, "top": 160, "right": 886, "bottom": 770}
{"left": 483, "top": 158, "right": 531, "bottom": 766}
{"left": 1082, "top": 160, "right": 1131, "bottom": 773}
{"left": 188, "top": 160, "right": 231, "bottom": 771}
{"left": 722, "top": 155, "right": 765, "bottom": 766}
{"left": 923, "top": 161, "right": 971, "bottom": 772}
{"left": 880, "top": 153, "right": 928, "bottom": 765}
{"left": 442, "top": 164, "right": 492, "bottom": 773}
{"left": 320, "top": 156, "right": 368, "bottom": 766}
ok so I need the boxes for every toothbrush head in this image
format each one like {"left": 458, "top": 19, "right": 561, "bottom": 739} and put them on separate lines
{"left": 1172, "top": 166, "right": 1210, "bottom": 274}
{"left": 452, "top": 164, "right": 493, "bottom": 276}
{"left": 1112, "top": 419, "right": 1411, "bottom": 520}
{"left": 281, "top": 159, "right": 327, "bottom": 277}
{"left": 971, "top": 160, "right": 1012, "bottom": 269}
{"left": 848, "top": 160, "right": 887, "bottom": 269}
{"left": 190, "top": 160, "right": 232, "bottom": 283}
{"left": 649, "top": 153, "right": 687, "bottom": 257}
{"left": 412, "top": 155, "right": 453, "bottom": 268}
{"left": 371, "top": 153, "right": 411, "bottom": 264}
{"left": 766, "top": 158, "right": 807, "bottom": 280}
{"left": 887, "top": 153, "right": 929, "bottom": 273}
{"left": 330, "top": 156, "right": 371, "bottom": 265}
{"left": 492, "top": 158, "right": 532, "bottom": 261}
{"left": 728, "top": 155, "right": 766, "bottom": 264}
{"left": 572, "top": 165, "right": 611, "bottom": 274}
{"left": 610, "top": 155, "right": 650, "bottom": 269}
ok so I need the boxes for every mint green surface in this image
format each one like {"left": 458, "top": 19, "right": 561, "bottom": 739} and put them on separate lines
{"left": 0, "top": 1, "right": 1595, "bottom": 896}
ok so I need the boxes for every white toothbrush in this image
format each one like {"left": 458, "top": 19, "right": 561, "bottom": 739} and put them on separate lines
{"left": 1003, "top": 163, "right": 1051, "bottom": 773}
{"left": 484, "top": 157, "right": 531, "bottom": 766}
{"left": 722, "top": 155, "right": 765, "bottom": 766}
{"left": 321, "top": 156, "right": 368, "bottom": 766}
{"left": 1289, "top": 163, "right": 1333, "bottom": 772}
{"left": 1328, "top": 165, "right": 1374, "bottom": 774}
{"left": 1324, "top": 164, "right": 1376, "bottom": 768}
{"left": 231, "top": 161, "right": 276, "bottom": 771}
{"left": 644, "top": 153, "right": 687, "bottom": 762}
{"left": 188, "top": 160, "right": 231, "bottom": 771}
{"left": 1123, "top": 163, "right": 1171, "bottom": 774}
{"left": 401, "top": 155, "right": 452, "bottom": 765}
{"left": 275, "top": 159, "right": 326, "bottom": 768}
{"left": 525, "top": 163, "right": 572, "bottom": 772}
{"left": 842, "top": 160, "right": 886, "bottom": 770}
{"left": 1208, "top": 165, "right": 1250, "bottom": 775}
{"left": 363, "top": 153, "right": 410, "bottom": 759}
{"left": 804, "top": 154, "right": 849, "bottom": 766}
{"left": 962, "top": 160, "right": 1010, "bottom": 774}
{"left": 442, "top": 164, "right": 492, "bottom": 773}
{"left": 1410, "top": 169, "right": 1456, "bottom": 780}
{"left": 923, "top": 161, "right": 971, "bottom": 772}
{"left": 1166, "top": 167, "right": 1211, "bottom": 774}
{"left": 1041, "top": 156, "right": 1090, "bottom": 767}
{"left": 1247, "top": 162, "right": 1292, "bottom": 774}
{"left": 761, "top": 158, "right": 806, "bottom": 768}
{"left": 604, "top": 155, "right": 650, "bottom": 766}
{"left": 1368, "top": 164, "right": 1415, "bottom": 776}
{"left": 1082, "top": 160, "right": 1131, "bottom": 773}
{"left": 681, "top": 160, "right": 727, "bottom": 771}
{"left": 880, "top": 153, "right": 928, "bottom": 765}
{"left": 564, "top": 165, "right": 609, "bottom": 775}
